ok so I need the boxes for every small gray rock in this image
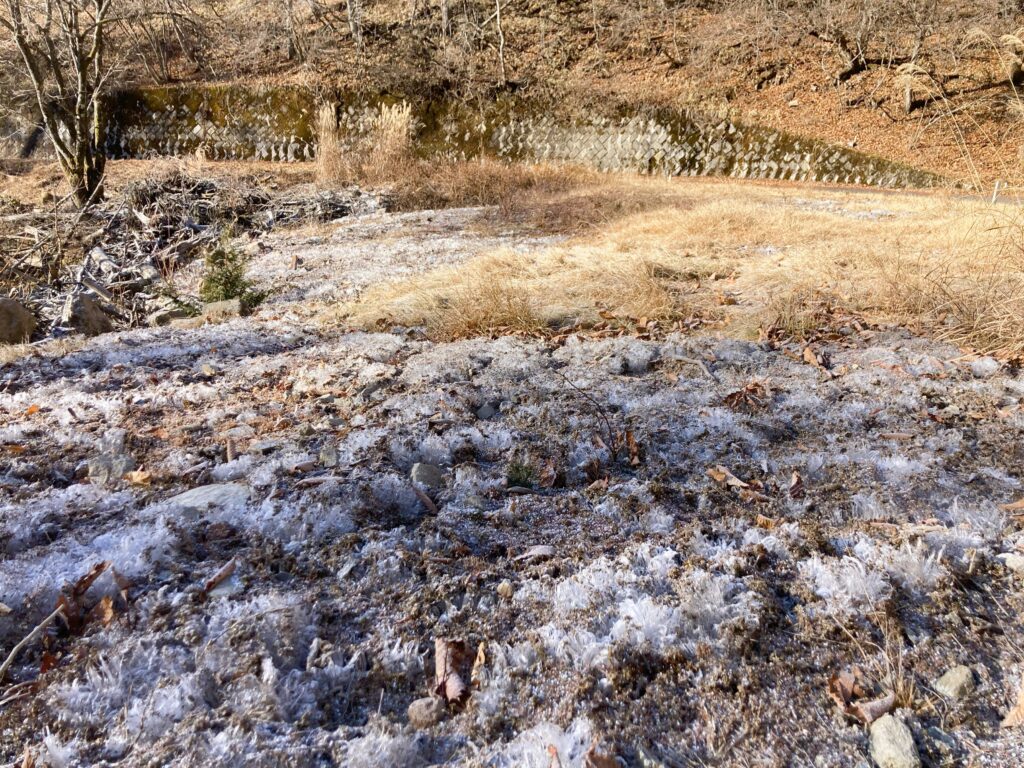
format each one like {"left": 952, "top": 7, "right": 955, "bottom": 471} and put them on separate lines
{"left": 319, "top": 443, "right": 339, "bottom": 468}
{"left": 933, "top": 665, "right": 975, "bottom": 701}
{"left": 870, "top": 714, "right": 921, "bottom": 768}
{"left": 407, "top": 696, "right": 446, "bottom": 729}
{"left": 166, "top": 483, "right": 250, "bottom": 514}
{"left": 998, "top": 552, "right": 1024, "bottom": 574}
{"left": 202, "top": 298, "right": 242, "bottom": 322}
{"left": 148, "top": 306, "right": 193, "bottom": 327}
{"left": 970, "top": 356, "right": 1001, "bottom": 379}
{"left": 476, "top": 403, "right": 497, "bottom": 420}
{"left": 0, "top": 297, "right": 36, "bottom": 344}
{"left": 410, "top": 462, "right": 444, "bottom": 489}
{"left": 61, "top": 294, "right": 113, "bottom": 336}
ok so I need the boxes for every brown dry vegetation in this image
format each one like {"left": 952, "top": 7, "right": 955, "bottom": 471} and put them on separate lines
{"left": 4, "top": 2, "right": 1024, "bottom": 185}
{"left": 342, "top": 171, "right": 1024, "bottom": 358}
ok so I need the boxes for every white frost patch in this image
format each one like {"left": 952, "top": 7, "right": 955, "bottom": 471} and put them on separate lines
{"left": 491, "top": 717, "right": 594, "bottom": 768}
{"left": 799, "top": 555, "right": 890, "bottom": 615}
{"left": 525, "top": 544, "right": 758, "bottom": 669}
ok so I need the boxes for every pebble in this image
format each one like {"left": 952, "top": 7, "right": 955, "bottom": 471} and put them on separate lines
{"left": 319, "top": 444, "right": 339, "bottom": 468}
{"left": 202, "top": 298, "right": 242, "bottom": 322}
{"left": 496, "top": 580, "right": 514, "bottom": 599}
{"left": 933, "top": 665, "right": 975, "bottom": 701}
{"left": 476, "top": 403, "right": 497, "bottom": 420}
{"left": 166, "top": 483, "right": 250, "bottom": 515}
{"left": 410, "top": 462, "right": 444, "bottom": 489}
{"left": 869, "top": 714, "right": 921, "bottom": 768}
{"left": 407, "top": 696, "right": 446, "bottom": 729}
{"left": 997, "top": 552, "right": 1024, "bottom": 574}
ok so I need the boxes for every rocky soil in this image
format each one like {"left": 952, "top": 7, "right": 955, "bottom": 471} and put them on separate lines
{"left": 1, "top": 203, "right": 1024, "bottom": 767}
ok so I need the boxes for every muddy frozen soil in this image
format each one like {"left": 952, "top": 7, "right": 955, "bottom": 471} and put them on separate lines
{"left": 2, "top": 205, "right": 1024, "bottom": 767}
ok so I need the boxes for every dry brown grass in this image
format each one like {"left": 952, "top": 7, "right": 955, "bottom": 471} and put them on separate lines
{"left": 315, "top": 98, "right": 601, "bottom": 213}
{"left": 317, "top": 101, "right": 415, "bottom": 189}
{"left": 342, "top": 175, "right": 1024, "bottom": 356}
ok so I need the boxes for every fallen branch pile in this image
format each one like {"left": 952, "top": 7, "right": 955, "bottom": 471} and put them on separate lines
{"left": 0, "top": 172, "right": 375, "bottom": 336}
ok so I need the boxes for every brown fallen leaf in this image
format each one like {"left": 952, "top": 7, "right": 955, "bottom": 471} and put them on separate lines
{"left": 203, "top": 559, "right": 237, "bottom": 594}
{"left": 584, "top": 743, "right": 619, "bottom": 768}
{"left": 547, "top": 745, "right": 564, "bottom": 768}
{"left": 707, "top": 465, "right": 749, "bottom": 489}
{"left": 828, "top": 667, "right": 868, "bottom": 710}
{"left": 89, "top": 595, "right": 116, "bottom": 627}
{"left": 852, "top": 692, "right": 895, "bottom": 724}
{"left": 39, "top": 651, "right": 59, "bottom": 675}
{"left": 25, "top": 404, "right": 40, "bottom": 416}
{"left": 723, "top": 380, "right": 769, "bottom": 411}
{"left": 1001, "top": 498, "right": 1024, "bottom": 512}
{"left": 828, "top": 668, "right": 894, "bottom": 724}
{"left": 1003, "top": 683, "right": 1024, "bottom": 728}
{"left": 434, "top": 638, "right": 469, "bottom": 704}
{"left": 625, "top": 429, "right": 642, "bottom": 466}
{"left": 755, "top": 514, "right": 778, "bottom": 530}
{"left": 789, "top": 471, "right": 805, "bottom": 500}
{"left": 125, "top": 470, "right": 152, "bottom": 486}
{"left": 470, "top": 642, "right": 487, "bottom": 688}
{"left": 72, "top": 561, "right": 110, "bottom": 600}
{"left": 0, "top": 602, "right": 11, "bottom": 616}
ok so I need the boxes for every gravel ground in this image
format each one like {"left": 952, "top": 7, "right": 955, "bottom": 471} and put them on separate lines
{"left": 1, "top": 204, "right": 1024, "bottom": 767}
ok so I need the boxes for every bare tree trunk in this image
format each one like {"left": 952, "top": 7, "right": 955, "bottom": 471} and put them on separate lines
{"left": 346, "top": 0, "right": 362, "bottom": 47}
{"left": 1, "top": 0, "right": 113, "bottom": 206}
{"left": 494, "top": 0, "right": 506, "bottom": 85}
{"left": 285, "top": 0, "right": 307, "bottom": 62}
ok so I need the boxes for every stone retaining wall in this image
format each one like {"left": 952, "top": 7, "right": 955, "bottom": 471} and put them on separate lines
{"left": 103, "top": 86, "right": 942, "bottom": 188}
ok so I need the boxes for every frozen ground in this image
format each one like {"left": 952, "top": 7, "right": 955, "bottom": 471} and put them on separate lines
{"left": 1, "top": 203, "right": 1024, "bottom": 767}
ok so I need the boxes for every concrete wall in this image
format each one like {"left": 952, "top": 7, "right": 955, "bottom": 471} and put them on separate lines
{"left": 103, "top": 86, "right": 942, "bottom": 188}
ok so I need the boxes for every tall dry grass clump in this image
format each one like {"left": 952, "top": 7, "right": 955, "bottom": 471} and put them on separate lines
{"left": 875, "top": 214, "right": 1024, "bottom": 357}
{"left": 316, "top": 101, "right": 415, "bottom": 188}
{"left": 365, "top": 101, "right": 415, "bottom": 181}
{"left": 316, "top": 102, "right": 345, "bottom": 186}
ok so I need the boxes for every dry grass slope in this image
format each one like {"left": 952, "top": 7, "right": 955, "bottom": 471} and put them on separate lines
{"left": 342, "top": 174, "right": 1024, "bottom": 358}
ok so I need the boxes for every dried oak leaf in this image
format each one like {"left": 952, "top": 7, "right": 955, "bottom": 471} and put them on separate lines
{"left": 470, "top": 642, "right": 487, "bottom": 688}
{"left": 625, "top": 430, "right": 642, "bottom": 467}
{"left": 72, "top": 561, "right": 110, "bottom": 600}
{"left": 789, "top": 471, "right": 806, "bottom": 500}
{"left": 88, "top": 595, "right": 116, "bottom": 627}
{"left": 828, "top": 668, "right": 893, "bottom": 724}
{"left": 707, "top": 465, "right": 749, "bottom": 489}
{"left": 434, "top": 638, "right": 469, "bottom": 704}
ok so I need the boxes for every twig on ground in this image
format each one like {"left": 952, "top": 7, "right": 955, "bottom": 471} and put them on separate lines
{"left": 0, "top": 605, "right": 66, "bottom": 685}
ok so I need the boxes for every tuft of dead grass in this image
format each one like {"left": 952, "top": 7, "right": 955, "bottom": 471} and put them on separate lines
{"left": 340, "top": 175, "right": 1024, "bottom": 356}
{"left": 318, "top": 101, "right": 417, "bottom": 189}
{"left": 315, "top": 98, "right": 600, "bottom": 213}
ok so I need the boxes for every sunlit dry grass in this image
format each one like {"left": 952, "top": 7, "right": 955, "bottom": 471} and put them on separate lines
{"left": 342, "top": 174, "right": 1024, "bottom": 356}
